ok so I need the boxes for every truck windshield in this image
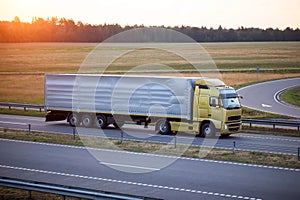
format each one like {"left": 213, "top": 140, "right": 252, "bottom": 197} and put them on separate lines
{"left": 221, "top": 97, "right": 241, "bottom": 109}
{"left": 220, "top": 89, "right": 241, "bottom": 110}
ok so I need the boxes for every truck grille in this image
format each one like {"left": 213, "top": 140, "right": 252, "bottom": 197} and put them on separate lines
{"left": 228, "top": 115, "right": 241, "bottom": 121}
{"left": 226, "top": 122, "right": 242, "bottom": 132}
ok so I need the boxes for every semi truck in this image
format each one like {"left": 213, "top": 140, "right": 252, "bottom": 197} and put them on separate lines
{"left": 45, "top": 74, "right": 242, "bottom": 137}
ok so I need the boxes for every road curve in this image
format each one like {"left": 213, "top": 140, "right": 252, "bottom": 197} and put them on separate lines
{"left": 0, "top": 114, "right": 300, "bottom": 155}
{"left": 237, "top": 77, "right": 300, "bottom": 118}
{"left": 0, "top": 139, "right": 300, "bottom": 200}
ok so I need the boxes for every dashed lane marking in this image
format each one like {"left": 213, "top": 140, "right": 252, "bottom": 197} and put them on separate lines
{"left": 0, "top": 164, "right": 263, "bottom": 200}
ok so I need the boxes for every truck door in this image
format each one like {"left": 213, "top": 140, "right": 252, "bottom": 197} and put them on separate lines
{"left": 198, "top": 88, "right": 209, "bottom": 118}
{"left": 209, "top": 96, "right": 222, "bottom": 121}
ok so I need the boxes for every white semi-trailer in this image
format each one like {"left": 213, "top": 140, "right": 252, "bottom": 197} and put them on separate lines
{"left": 45, "top": 74, "right": 242, "bottom": 137}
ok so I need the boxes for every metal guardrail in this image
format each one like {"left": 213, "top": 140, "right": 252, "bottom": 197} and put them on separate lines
{"left": 0, "top": 177, "right": 153, "bottom": 200}
{"left": 0, "top": 102, "right": 44, "bottom": 112}
{"left": 242, "top": 118, "right": 300, "bottom": 131}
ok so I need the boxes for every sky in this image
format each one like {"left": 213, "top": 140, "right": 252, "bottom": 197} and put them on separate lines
{"left": 0, "top": 0, "right": 299, "bottom": 29}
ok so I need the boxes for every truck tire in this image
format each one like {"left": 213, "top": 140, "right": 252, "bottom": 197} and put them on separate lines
{"left": 155, "top": 119, "right": 171, "bottom": 135}
{"left": 68, "top": 113, "right": 80, "bottom": 127}
{"left": 200, "top": 122, "right": 215, "bottom": 138}
{"left": 96, "top": 115, "right": 107, "bottom": 129}
{"left": 82, "top": 114, "right": 94, "bottom": 128}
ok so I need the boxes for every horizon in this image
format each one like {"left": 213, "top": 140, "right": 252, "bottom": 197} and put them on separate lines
{"left": 3, "top": 16, "right": 300, "bottom": 31}
{"left": 1, "top": 0, "right": 299, "bottom": 30}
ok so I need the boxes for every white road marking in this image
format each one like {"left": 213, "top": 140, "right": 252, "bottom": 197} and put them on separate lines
{"left": 100, "top": 162, "right": 160, "bottom": 171}
{"left": 0, "top": 164, "right": 262, "bottom": 200}
{"left": 0, "top": 121, "right": 28, "bottom": 126}
{"left": 261, "top": 104, "right": 272, "bottom": 108}
{"left": 0, "top": 115, "right": 44, "bottom": 122}
{"left": 0, "top": 138, "right": 299, "bottom": 172}
{"left": 274, "top": 84, "right": 300, "bottom": 109}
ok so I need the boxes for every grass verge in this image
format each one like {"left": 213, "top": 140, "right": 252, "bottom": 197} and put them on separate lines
{"left": 1, "top": 128, "right": 299, "bottom": 169}
{"left": 0, "top": 187, "right": 78, "bottom": 200}
{"left": 281, "top": 86, "right": 300, "bottom": 107}
{"left": 242, "top": 126, "right": 300, "bottom": 137}
{"left": 241, "top": 107, "right": 291, "bottom": 119}
{"left": 0, "top": 108, "right": 45, "bottom": 117}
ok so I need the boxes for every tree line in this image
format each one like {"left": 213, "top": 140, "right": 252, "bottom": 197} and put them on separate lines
{"left": 0, "top": 16, "right": 299, "bottom": 42}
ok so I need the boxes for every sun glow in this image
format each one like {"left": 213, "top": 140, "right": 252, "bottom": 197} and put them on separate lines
{"left": 0, "top": 0, "right": 299, "bottom": 29}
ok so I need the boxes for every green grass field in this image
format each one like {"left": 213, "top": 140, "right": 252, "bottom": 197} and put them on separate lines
{"left": 0, "top": 42, "right": 299, "bottom": 104}
{"left": 281, "top": 86, "right": 300, "bottom": 107}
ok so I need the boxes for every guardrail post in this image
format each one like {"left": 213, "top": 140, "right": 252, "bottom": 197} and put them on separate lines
{"left": 120, "top": 130, "right": 124, "bottom": 144}
{"left": 233, "top": 141, "right": 236, "bottom": 154}
{"left": 273, "top": 124, "right": 275, "bottom": 129}
{"left": 174, "top": 135, "right": 177, "bottom": 149}
{"left": 249, "top": 122, "right": 252, "bottom": 128}
{"left": 298, "top": 147, "right": 300, "bottom": 161}
{"left": 28, "top": 124, "right": 31, "bottom": 135}
{"left": 72, "top": 128, "right": 76, "bottom": 140}
{"left": 24, "top": 107, "right": 26, "bottom": 111}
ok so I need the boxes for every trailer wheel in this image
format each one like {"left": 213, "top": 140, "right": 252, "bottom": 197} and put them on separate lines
{"left": 82, "top": 114, "right": 94, "bottom": 128}
{"left": 68, "top": 113, "right": 80, "bottom": 127}
{"left": 96, "top": 115, "right": 107, "bottom": 129}
{"left": 200, "top": 122, "right": 215, "bottom": 138}
{"left": 155, "top": 119, "right": 171, "bottom": 135}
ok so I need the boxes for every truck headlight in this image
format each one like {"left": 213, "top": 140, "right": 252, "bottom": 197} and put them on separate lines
{"left": 224, "top": 124, "right": 228, "bottom": 130}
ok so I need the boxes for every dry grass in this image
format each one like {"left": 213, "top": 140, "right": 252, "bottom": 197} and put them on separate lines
{"left": 0, "top": 43, "right": 94, "bottom": 73}
{"left": 0, "top": 42, "right": 300, "bottom": 73}
{"left": 0, "top": 74, "right": 44, "bottom": 104}
{"left": 0, "top": 187, "right": 73, "bottom": 200}
{"left": 202, "top": 42, "right": 300, "bottom": 69}
{"left": 220, "top": 72, "right": 300, "bottom": 86}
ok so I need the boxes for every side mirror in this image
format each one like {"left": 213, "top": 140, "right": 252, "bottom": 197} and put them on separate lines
{"left": 239, "top": 96, "right": 243, "bottom": 99}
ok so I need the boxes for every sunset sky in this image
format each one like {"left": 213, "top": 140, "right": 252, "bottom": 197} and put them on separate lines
{"left": 1, "top": 0, "right": 299, "bottom": 29}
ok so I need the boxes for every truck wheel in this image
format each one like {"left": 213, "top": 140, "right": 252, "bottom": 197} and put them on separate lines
{"left": 68, "top": 113, "right": 80, "bottom": 127}
{"left": 82, "top": 114, "right": 94, "bottom": 128}
{"left": 200, "top": 122, "right": 215, "bottom": 138}
{"left": 96, "top": 115, "right": 107, "bottom": 129}
{"left": 155, "top": 119, "right": 171, "bottom": 135}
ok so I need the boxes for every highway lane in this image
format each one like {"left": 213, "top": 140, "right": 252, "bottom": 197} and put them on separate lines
{"left": 0, "top": 114, "right": 300, "bottom": 156}
{"left": 237, "top": 77, "right": 300, "bottom": 118}
{"left": 0, "top": 139, "right": 300, "bottom": 200}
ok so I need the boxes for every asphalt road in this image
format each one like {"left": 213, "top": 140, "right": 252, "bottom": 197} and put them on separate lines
{"left": 0, "top": 114, "right": 300, "bottom": 156}
{"left": 237, "top": 77, "right": 300, "bottom": 118}
{"left": 0, "top": 139, "right": 300, "bottom": 200}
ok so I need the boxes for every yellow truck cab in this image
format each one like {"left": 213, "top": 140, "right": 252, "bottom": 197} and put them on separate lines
{"left": 169, "top": 78, "right": 242, "bottom": 137}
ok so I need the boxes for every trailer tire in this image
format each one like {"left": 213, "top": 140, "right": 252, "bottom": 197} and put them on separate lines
{"left": 155, "top": 119, "right": 171, "bottom": 135}
{"left": 82, "top": 114, "right": 94, "bottom": 128}
{"left": 68, "top": 113, "right": 80, "bottom": 127}
{"left": 96, "top": 115, "right": 107, "bottom": 129}
{"left": 200, "top": 122, "right": 215, "bottom": 138}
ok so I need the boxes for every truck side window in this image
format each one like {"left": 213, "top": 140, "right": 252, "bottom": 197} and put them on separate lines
{"left": 210, "top": 96, "right": 218, "bottom": 107}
